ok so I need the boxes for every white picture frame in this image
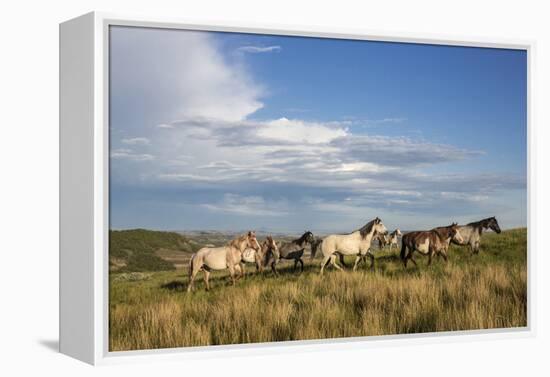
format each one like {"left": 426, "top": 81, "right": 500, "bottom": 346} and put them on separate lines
{"left": 59, "top": 11, "right": 535, "bottom": 365}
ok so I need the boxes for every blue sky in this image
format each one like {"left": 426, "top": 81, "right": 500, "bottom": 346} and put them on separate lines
{"left": 109, "top": 26, "right": 526, "bottom": 232}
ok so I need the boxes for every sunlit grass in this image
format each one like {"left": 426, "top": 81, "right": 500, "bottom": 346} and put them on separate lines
{"left": 109, "top": 228, "right": 527, "bottom": 351}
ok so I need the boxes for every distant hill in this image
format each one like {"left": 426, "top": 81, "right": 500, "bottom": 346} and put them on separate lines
{"left": 109, "top": 229, "right": 200, "bottom": 272}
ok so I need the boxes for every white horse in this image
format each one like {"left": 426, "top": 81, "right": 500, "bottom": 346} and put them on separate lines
{"left": 187, "top": 231, "right": 261, "bottom": 292}
{"left": 388, "top": 229, "right": 402, "bottom": 252}
{"left": 319, "top": 217, "right": 388, "bottom": 274}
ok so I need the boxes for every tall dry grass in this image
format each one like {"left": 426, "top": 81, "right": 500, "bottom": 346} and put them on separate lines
{"left": 109, "top": 228, "right": 527, "bottom": 351}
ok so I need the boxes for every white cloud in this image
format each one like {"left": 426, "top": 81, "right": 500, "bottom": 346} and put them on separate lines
{"left": 122, "top": 137, "right": 150, "bottom": 145}
{"left": 111, "top": 27, "right": 264, "bottom": 123}
{"left": 258, "top": 117, "right": 348, "bottom": 144}
{"left": 236, "top": 45, "right": 281, "bottom": 53}
{"left": 111, "top": 148, "right": 154, "bottom": 161}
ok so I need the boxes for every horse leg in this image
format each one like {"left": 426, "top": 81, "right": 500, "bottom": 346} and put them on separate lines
{"left": 410, "top": 254, "right": 418, "bottom": 267}
{"left": 187, "top": 270, "right": 197, "bottom": 292}
{"left": 293, "top": 259, "right": 298, "bottom": 272}
{"left": 271, "top": 259, "right": 278, "bottom": 276}
{"left": 474, "top": 241, "right": 480, "bottom": 254}
{"left": 353, "top": 255, "right": 361, "bottom": 271}
{"left": 369, "top": 252, "right": 375, "bottom": 270}
{"left": 330, "top": 255, "right": 344, "bottom": 272}
{"left": 228, "top": 264, "right": 236, "bottom": 286}
{"left": 187, "top": 261, "right": 200, "bottom": 292}
{"left": 339, "top": 254, "right": 349, "bottom": 269}
{"left": 320, "top": 255, "right": 331, "bottom": 275}
{"left": 299, "top": 258, "right": 304, "bottom": 272}
{"left": 203, "top": 269, "right": 211, "bottom": 291}
{"left": 240, "top": 262, "right": 246, "bottom": 279}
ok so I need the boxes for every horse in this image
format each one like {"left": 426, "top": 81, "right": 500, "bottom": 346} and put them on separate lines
{"left": 451, "top": 217, "right": 502, "bottom": 254}
{"left": 270, "top": 231, "right": 315, "bottom": 273}
{"left": 319, "top": 217, "right": 388, "bottom": 274}
{"left": 187, "top": 231, "right": 261, "bottom": 292}
{"left": 376, "top": 233, "right": 390, "bottom": 250}
{"left": 388, "top": 229, "right": 402, "bottom": 252}
{"left": 239, "top": 236, "right": 279, "bottom": 275}
{"left": 400, "top": 223, "right": 463, "bottom": 267}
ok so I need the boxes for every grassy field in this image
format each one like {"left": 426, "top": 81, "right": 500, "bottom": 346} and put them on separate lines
{"left": 109, "top": 228, "right": 527, "bottom": 351}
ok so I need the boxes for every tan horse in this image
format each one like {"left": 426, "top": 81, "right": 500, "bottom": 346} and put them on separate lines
{"left": 319, "top": 218, "right": 388, "bottom": 274}
{"left": 187, "top": 231, "right": 261, "bottom": 292}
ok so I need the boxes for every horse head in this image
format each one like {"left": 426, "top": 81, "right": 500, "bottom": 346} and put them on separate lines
{"left": 303, "top": 231, "right": 315, "bottom": 245}
{"left": 373, "top": 217, "right": 388, "bottom": 236}
{"left": 487, "top": 217, "right": 502, "bottom": 234}
{"left": 450, "top": 223, "right": 464, "bottom": 243}
{"left": 246, "top": 231, "right": 261, "bottom": 251}
{"left": 266, "top": 235, "right": 279, "bottom": 258}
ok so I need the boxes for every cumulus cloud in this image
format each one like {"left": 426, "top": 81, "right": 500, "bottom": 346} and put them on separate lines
{"left": 110, "top": 26, "right": 263, "bottom": 124}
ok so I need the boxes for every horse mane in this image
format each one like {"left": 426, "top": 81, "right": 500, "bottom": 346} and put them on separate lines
{"left": 227, "top": 234, "right": 248, "bottom": 249}
{"left": 467, "top": 217, "right": 493, "bottom": 228}
{"left": 432, "top": 224, "right": 457, "bottom": 241}
{"left": 357, "top": 219, "right": 377, "bottom": 240}
{"left": 261, "top": 236, "right": 274, "bottom": 250}
{"left": 292, "top": 231, "right": 311, "bottom": 246}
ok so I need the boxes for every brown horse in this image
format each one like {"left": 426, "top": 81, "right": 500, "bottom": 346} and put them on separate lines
{"left": 239, "top": 236, "right": 279, "bottom": 275}
{"left": 376, "top": 233, "right": 390, "bottom": 249}
{"left": 400, "top": 223, "right": 463, "bottom": 267}
{"left": 187, "top": 231, "right": 261, "bottom": 292}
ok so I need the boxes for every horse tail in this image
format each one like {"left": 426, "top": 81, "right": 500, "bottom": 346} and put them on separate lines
{"left": 400, "top": 241, "right": 407, "bottom": 261}
{"left": 311, "top": 239, "right": 322, "bottom": 259}
{"left": 188, "top": 253, "right": 195, "bottom": 280}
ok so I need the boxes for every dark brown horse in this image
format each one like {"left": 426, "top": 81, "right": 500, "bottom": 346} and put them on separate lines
{"left": 400, "top": 223, "right": 463, "bottom": 267}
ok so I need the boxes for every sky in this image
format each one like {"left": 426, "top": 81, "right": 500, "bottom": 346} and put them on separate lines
{"left": 109, "top": 26, "right": 527, "bottom": 233}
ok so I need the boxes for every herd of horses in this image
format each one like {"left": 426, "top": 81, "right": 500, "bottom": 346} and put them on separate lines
{"left": 186, "top": 216, "right": 502, "bottom": 292}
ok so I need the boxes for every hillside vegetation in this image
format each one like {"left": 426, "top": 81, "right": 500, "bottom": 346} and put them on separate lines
{"left": 109, "top": 228, "right": 527, "bottom": 351}
{"left": 109, "top": 229, "right": 199, "bottom": 272}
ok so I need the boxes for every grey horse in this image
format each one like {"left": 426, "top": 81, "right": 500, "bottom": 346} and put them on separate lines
{"left": 269, "top": 231, "right": 315, "bottom": 273}
{"left": 451, "top": 217, "right": 501, "bottom": 254}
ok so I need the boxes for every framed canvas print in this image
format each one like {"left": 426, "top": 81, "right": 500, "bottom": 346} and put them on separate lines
{"left": 59, "top": 12, "right": 533, "bottom": 365}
